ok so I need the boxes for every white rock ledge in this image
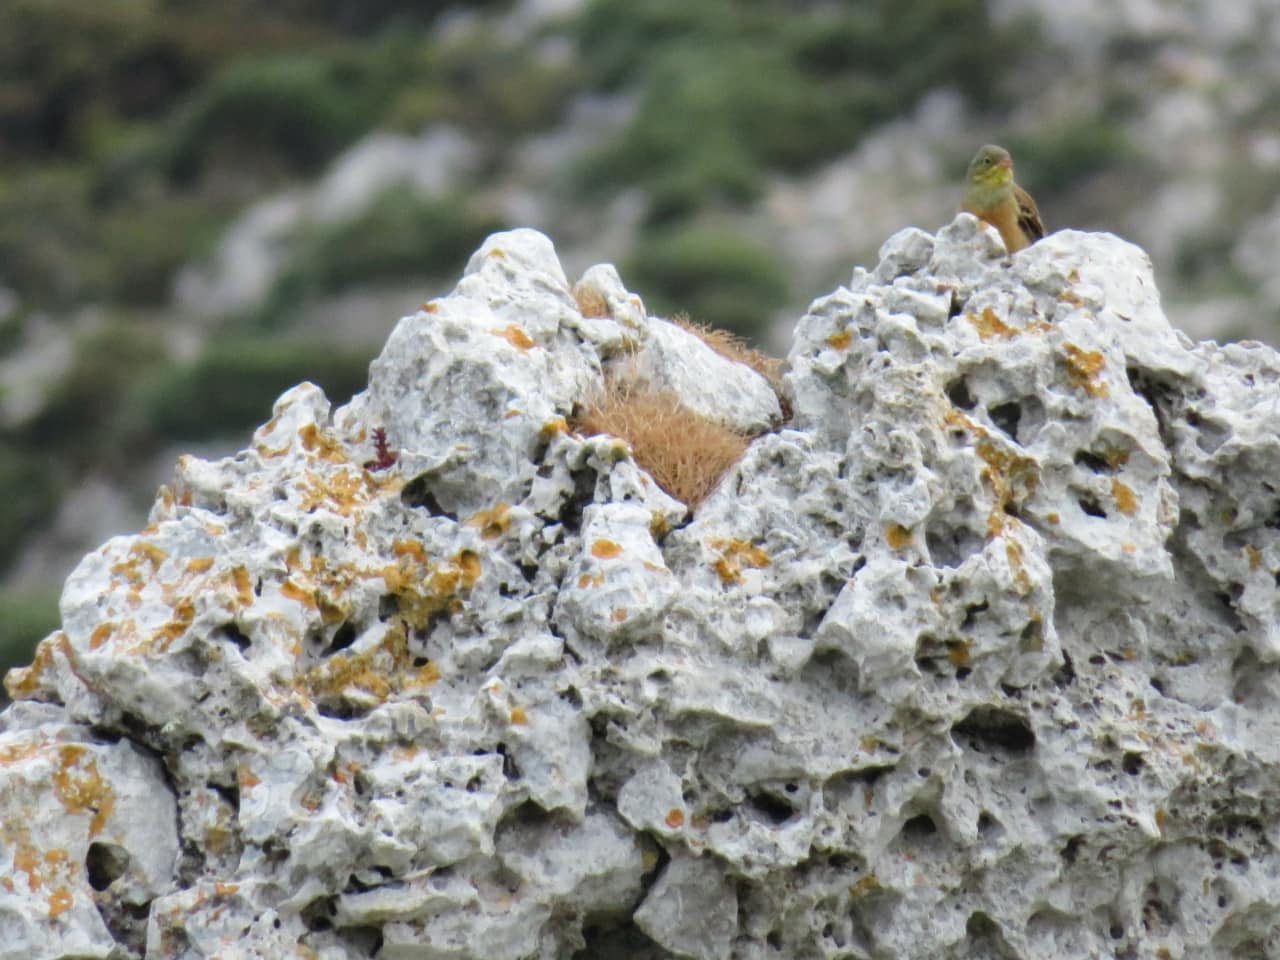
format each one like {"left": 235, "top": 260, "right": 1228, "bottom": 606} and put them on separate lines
{"left": 4, "top": 221, "right": 1280, "bottom": 959}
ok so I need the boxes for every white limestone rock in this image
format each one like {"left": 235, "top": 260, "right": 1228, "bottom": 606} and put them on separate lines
{"left": 5, "top": 223, "right": 1280, "bottom": 959}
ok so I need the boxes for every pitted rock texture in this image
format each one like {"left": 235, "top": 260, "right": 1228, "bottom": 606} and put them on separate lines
{"left": 4, "top": 221, "right": 1280, "bottom": 959}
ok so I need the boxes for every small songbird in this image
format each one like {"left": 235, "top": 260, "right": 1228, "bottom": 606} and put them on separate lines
{"left": 961, "top": 144, "right": 1044, "bottom": 253}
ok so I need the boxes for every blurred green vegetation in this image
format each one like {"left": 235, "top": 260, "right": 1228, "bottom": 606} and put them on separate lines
{"left": 575, "top": 0, "right": 1023, "bottom": 223}
{"left": 625, "top": 223, "right": 789, "bottom": 340}
{"left": 0, "top": 587, "right": 60, "bottom": 706}
{"left": 253, "top": 186, "right": 503, "bottom": 328}
{"left": 1011, "top": 118, "right": 1135, "bottom": 197}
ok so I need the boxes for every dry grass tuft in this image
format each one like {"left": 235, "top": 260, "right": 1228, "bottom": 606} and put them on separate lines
{"left": 672, "top": 313, "right": 783, "bottom": 388}
{"left": 572, "top": 383, "right": 750, "bottom": 508}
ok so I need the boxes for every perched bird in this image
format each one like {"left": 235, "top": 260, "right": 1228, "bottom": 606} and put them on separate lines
{"left": 961, "top": 144, "right": 1044, "bottom": 253}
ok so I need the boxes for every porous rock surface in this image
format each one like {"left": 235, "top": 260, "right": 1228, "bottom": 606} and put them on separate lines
{"left": 4, "top": 220, "right": 1280, "bottom": 959}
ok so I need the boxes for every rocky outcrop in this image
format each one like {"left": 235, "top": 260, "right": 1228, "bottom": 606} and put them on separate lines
{"left": 4, "top": 220, "right": 1280, "bottom": 959}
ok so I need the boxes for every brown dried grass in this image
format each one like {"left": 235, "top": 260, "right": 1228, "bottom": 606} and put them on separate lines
{"left": 672, "top": 313, "right": 783, "bottom": 389}
{"left": 572, "top": 383, "right": 750, "bottom": 508}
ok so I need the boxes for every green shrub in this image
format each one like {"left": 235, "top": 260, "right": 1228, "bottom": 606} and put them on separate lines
{"left": 573, "top": 0, "right": 1032, "bottom": 222}
{"left": 625, "top": 223, "right": 789, "bottom": 340}
{"left": 1011, "top": 119, "right": 1134, "bottom": 196}
{"left": 131, "top": 335, "right": 371, "bottom": 442}
{"left": 166, "top": 52, "right": 393, "bottom": 182}
{"left": 0, "top": 587, "right": 60, "bottom": 707}
{"left": 0, "top": 445, "right": 61, "bottom": 574}
{"left": 254, "top": 187, "right": 503, "bottom": 327}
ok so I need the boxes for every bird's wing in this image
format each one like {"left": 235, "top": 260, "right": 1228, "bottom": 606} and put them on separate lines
{"left": 1014, "top": 184, "right": 1045, "bottom": 241}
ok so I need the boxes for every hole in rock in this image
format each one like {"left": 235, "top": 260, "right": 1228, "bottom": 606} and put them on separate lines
{"left": 1053, "top": 652, "right": 1076, "bottom": 688}
{"left": 747, "top": 790, "right": 795, "bottom": 825}
{"left": 560, "top": 466, "right": 598, "bottom": 534}
{"left": 1060, "top": 835, "right": 1083, "bottom": 865}
{"left": 1078, "top": 495, "right": 1107, "bottom": 518}
{"left": 1122, "top": 752, "right": 1144, "bottom": 775}
{"left": 326, "top": 622, "right": 358, "bottom": 656}
{"left": 1074, "top": 450, "right": 1111, "bottom": 473}
{"left": 209, "top": 780, "right": 240, "bottom": 814}
{"left": 301, "top": 896, "right": 336, "bottom": 932}
{"left": 901, "top": 813, "right": 938, "bottom": 838}
{"left": 946, "top": 378, "right": 976, "bottom": 410}
{"left": 1109, "top": 923, "right": 1124, "bottom": 940}
{"left": 952, "top": 706, "right": 1035, "bottom": 753}
{"left": 960, "top": 601, "right": 989, "bottom": 631}
{"left": 216, "top": 623, "right": 251, "bottom": 653}
{"left": 519, "top": 560, "right": 539, "bottom": 583}
{"left": 574, "top": 917, "right": 663, "bottom": 960}
{"left": 400, "top": 474, "right": 457, "bottom": 520}
{"left": 378, "top": 594, "right": 400, "bottom": 621}
{"left": 86, "top": 841, "right": 131, "bottom": 890}
{"left": 926, "top": 523, "right": 985, "bottom": 569}
{"left": 988, "top": 401, "right": 1022, "bottom": 439}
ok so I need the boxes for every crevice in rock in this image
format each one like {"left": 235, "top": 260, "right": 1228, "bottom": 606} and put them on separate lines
{"left": 400, "top": 473, "right": 458, "bottom": 521}
{"left": 86, "top": 840, "right": 130, "bottom": 891}
{"left": 946, "top": 377, "right": 975, "bottom": 411}
{"left": 1074, "top": 449, "right": 1112, "bottom": 473}
{"left": 988, "top": 400, "right": 1022, "bottom": 440}
{"left": 301, "top": 895, "right": 337, "bottom": 932}
{"left": 951, "top": 706, "right": 1035, "bottom": 753}
{"left": 560, "top": 465, "right": 598, "bottom": 535}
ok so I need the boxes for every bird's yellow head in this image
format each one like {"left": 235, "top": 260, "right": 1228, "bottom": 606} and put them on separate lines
{"left": 966, "top": 144, "right": 1014, "bottom": 189}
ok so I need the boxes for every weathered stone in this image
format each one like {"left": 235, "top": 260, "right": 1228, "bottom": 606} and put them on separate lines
{"left": 6, "top": 222, "right": 1280, "bottom": 959}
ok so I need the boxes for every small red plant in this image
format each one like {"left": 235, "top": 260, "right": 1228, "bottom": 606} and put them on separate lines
{"left": 363, "top": 427, "right": 397, "bottom": 471}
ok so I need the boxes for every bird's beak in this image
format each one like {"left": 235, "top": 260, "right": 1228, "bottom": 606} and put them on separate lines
{"left": 998, "top": 157, "right": 1012, "bottom": 170}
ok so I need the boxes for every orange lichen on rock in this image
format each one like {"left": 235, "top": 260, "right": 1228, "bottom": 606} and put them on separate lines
{"left": 826, "top": 329, "right": 853, "bottom": 350}
{"left": 710, "top": 538, "right": 769, "bottom": 585}
{"left": 572, "top": 384, "right": 750, "bottom": 508}
{"left": 572, "top": 282, "right": 611, "bottom": 318}
{"left": 591, "top": 539, "right": 624, "bottom": 559}
{"left": 493, "top": 324, "right": 536, "bottom": 351}
{"left": 665, "top": 808, "right": 685, "bottom": 828}
{"left": 469, "top": 502, "right": 512, "bottom": 540}
{"left": 300, "top": 624, "right": 438, "bottom": 708}
{"left": 1110, "top": 478, "right": 1138, "bottom": 516}
{"left": 1061, "top": 344, "right": 1109, "bottom": 397}
{"left": 51, "top": 745, "right": 115, "bottom": 837}
{"left": 885, "top": 524, "right": 913, "bottom": 550}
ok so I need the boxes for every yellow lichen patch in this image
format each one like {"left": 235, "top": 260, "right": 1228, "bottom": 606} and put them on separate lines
{"left": 577, "top": 572, "right": 604, "bottom": 589}
{"left": 1245, "top": 545, "right": 1262, "bottom": 571}
{"left": 947, "top": 639, "right": 972, "bottom": 668}
{"left": 51, "top": 745, "right": 114, "bottom": 837}
{"left": 47, "top": 887, "right": 73, "bottom": 918}
{"left": 237, "top": 766, "right": 261, "bottom": 790}
{"left": 510, "top": 706, "right": 528, "bottom": 726}
{"left": 469, "top": 502, "right": 512, "bottom": 540}
{"left": 421, "top": 300, "right": 439, "bottom": 313}
{"left": 457, "top": 550, "right": 481, "bottom": 589}
{"left": 1110, "top": 479, "right": 1138, "bottom": 516}
{"left": 885, "top": 524, "right": 913, "bottom": 550}
{"left": 392, "top": 540, "right": 428, "bottom": 564}
{"left": 88, "top": 623, "right": 113, "bottom": 651}
{"left": 280, "top": 579, "right": 317, "bottom": 609}
{"left": 298, "top": 423, "right": 349, "bottom": 464}
{"left": 851, "top": 875, "right": 882, "bottom": 897}
{"left": 296, "top": 467, "right": 372, "bottom": 517}
{"left": 1060, "top": 344, "right": 1109, "bottom": 397}
{"left": 1005, "top": 539, "right": 1033, "bottom": 595}
{"left": 591, "top": 539, "right": 624, "bottom": 559}
{"left": 213, "top": 882, "right": 240, "bottom": 898}
{"left": 611, "top": 608, "right": 628, "bottom": 623}
{"left": 826, "top": 329, "right": 852, "bottom": 350}
{"left": 3, "top": 631, "right": 71, "bottom": 702}
{"left": 493, "top": 324, "right": 536, "bottom": 351}
{"left": 572, "top": 282, "right": 611, "bottom": 318}
{"left": 110, "top": 541, "right": 169, "bottom": 589}
{"left": 231, "top": 567, "right": 254, "bottom": 607}
{"left": 975, "top": 438, "right": 1039, "bottom": 538}
{"left": 1046, "top": 512, "right": 1060, "bottom": 525}
{"left": 970, "top": 307, "right": 1015, "bottom": 339}
{"left": 541, "top": 417, "right": 569, "bottom": 440}
{"left": 185, "top": 557, "right": 215, "bottom": 574}
{"left": 153, "top": 600, "right": 195, "bottom": 651}
{"left": 665, "top": 808, "right": 685, "bottom": 828}
{"left": 301, "top": 623, "right": 437, "bottom": 706}
{"left": 709, "top": 538, "right": 770, "bottom": 585}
